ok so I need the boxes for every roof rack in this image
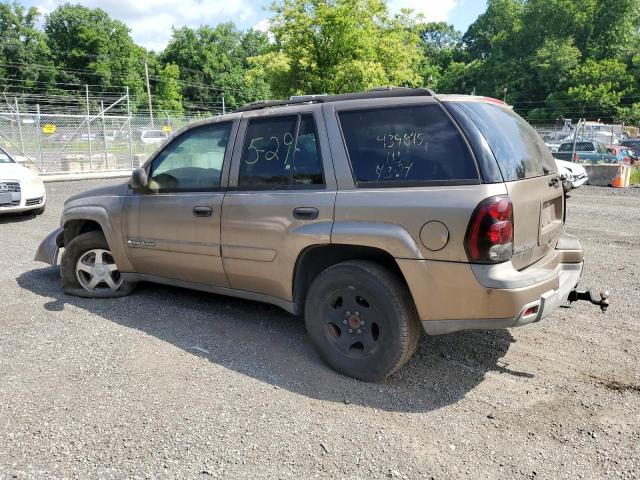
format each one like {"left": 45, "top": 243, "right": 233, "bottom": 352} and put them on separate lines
{"left": 234, "top": 86, "right": 435, "bottom": 112}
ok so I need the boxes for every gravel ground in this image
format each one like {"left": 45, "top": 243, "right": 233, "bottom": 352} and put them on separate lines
{"left": 0, "top": 181, "right": 638, "bottom": 479}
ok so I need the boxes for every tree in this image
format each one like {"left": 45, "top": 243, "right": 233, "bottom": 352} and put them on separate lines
{"left": 44, "top": 4, "right": 145, "bottom": 99}
{"left": 154, "top": 63, "right": 183, "bottom": 114}
{"left": 161, "top": 23, "right": 271, "bottom": 112}
{"left": 248, "top": 0, "right": 422, "bottom": 97}
{"left": 0, "top": 2, "right": 54, "bottom": 94}
{"left": 419, "top": 22, "right": 461, "bottom": 70}
{"left": 530, "top": 38, "right": 581, "bottom": 92}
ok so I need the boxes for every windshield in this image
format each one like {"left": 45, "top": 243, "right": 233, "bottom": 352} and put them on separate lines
{"left": 0, "top": 151, "right": 14, "bottom": 164}
{"left": 458, "top": 101, "right": 557, "bottom": 180}
{"left": 559, "top": 142, "right": 595, "bottom": 152}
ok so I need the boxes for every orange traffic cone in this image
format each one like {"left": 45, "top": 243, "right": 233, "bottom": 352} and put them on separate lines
{"left": 612, "top": 164, "right": 626, "bottom": 188}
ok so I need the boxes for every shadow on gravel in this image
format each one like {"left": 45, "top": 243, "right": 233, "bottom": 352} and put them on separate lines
{"left": 18, "top": 267, "right": 530, "bottom": 413}
{"left": 0, "top": 212, "right": 38, "bottom": 224}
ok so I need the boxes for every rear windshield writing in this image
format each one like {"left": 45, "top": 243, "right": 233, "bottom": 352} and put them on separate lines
{"left": 338, "top": 105, "right": 478, "bottom": 184}
{"left": 458, "top": 102, "right": 557, "bottom": 180}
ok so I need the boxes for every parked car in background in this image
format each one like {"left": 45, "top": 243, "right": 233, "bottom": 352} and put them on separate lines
{"left": 552, "top": 141, "right": 616, "bottom": 163}
{"left": 619, "top": 139, "right": 640, "bottom": 156}
{"left": 555, "top": 159, "right": 588, "bottom": 189}
{"left": 0, "top": 147, "right": 46, "bottom": 215}
{"left": 608, "top": 146, "right": 638, "bottom": 164}
{"left": 139, "top": 129, "right": 168, "bottom": 145}
{"left": 543, "top": 131, "right": 574, "bottom": 153}
{"left": 35, "top": 88, "right": 607, "bottom": 381}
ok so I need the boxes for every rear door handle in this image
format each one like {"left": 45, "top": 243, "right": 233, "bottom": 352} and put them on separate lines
{"left": 193, "top": 206, "right": 213, "bottom": 217}
{"left": 293, "top": 207, "right": 319, "bottom": 220}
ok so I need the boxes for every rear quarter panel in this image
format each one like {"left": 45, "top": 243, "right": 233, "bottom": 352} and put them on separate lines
{"left": 322, "top": 98, "right": 507, "bottom": 262}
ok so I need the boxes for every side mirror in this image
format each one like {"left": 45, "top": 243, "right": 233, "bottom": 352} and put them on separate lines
{"left": 130, "top": 167, "right": 148, "bottom": 191}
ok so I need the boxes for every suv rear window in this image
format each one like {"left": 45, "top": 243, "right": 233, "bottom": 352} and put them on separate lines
{"left": 338, "top": 105, "right": 478, "bottom": 186}
{"left": 458, "top": 102, "right": 557, "bottom": 180}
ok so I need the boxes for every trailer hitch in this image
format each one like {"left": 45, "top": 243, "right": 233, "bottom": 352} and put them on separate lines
{"left": 568, "top": 289, "right": 610, "bottom": 313}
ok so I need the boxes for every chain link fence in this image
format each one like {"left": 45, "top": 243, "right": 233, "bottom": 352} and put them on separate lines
{"left": 3, "top": 95, "right": 637, "bottom": 175}
{"left": 0, "top": 94, "right": 208, "bottom": 175}
{"left": 532, "top": 120, "right": 634, "bottom": 152}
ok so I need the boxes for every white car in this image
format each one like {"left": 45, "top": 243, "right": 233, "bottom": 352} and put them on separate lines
{"left": 555, "top": 159, "right": 588, "bottom": 190}
{"left": 140, "top": 129, "right": 168, "bottom": 145}
{"left": 0, "top": 148, "right": 46, "bottom": 214}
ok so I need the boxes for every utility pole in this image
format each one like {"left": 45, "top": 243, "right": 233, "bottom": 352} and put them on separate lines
{"left": 144, "top": 61, "right": 154, "bottom": 127}
{"left": 222, "top": 95, "right": 226, "bottom": 115}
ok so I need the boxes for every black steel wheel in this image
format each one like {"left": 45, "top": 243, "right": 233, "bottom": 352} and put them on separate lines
{"left": 305, "top": 260, "right": 420, "bottom": 381}
{"left": 322, "top": 287, "right": 383, "bottom": 359}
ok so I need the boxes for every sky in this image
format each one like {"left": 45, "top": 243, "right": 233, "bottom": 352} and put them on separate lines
{"left": 25, "top": 0, "right": 488, "bottom": 52}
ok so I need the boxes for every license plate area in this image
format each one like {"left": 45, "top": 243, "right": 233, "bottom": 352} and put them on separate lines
{"left": 0, "top": 192, "right": 12, "bottom": 205}
{"left": 539, "top": 193, "right": 563, "bottom": 246}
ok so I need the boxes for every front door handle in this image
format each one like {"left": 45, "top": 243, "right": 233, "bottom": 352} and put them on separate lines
{"left": 293, "top": 207, "right": 319, "bottom": 220}
{"left": 193, "top": 206, "right": 213, "bottom": 217}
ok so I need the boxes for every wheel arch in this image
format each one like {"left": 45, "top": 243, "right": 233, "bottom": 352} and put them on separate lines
{"left": 61, "top": 206, "right": 133, "bottom": 272}
{"left": 292, "top": 244, "right": 410, "bottom": 314}
{"left": 63, "top": 218, "right": 104, "bottom": 245}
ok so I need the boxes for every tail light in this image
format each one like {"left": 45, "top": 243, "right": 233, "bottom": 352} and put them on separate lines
{"left": 465, "top": 195, "right": 514, "bottom": 264}
{"left": 573, "top": 153, "right": 580, "bottom": 162}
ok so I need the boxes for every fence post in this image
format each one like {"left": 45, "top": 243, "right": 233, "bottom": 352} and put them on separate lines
{"left": 571, "top": 119, "right": 582, "bottom": 163}
{"left": 86, "top": 85, "right": 93, "bottom": 170}
{"left": 36, "top": 104, "right": 42, "bottom": 170}
{"left": 14, "top": 98, "right": 25, "bottom": 156}
{"left": 101, "top": 100, "right": 109, "bottom": 169}
{"left": 126, "top": 86, "right": 134, "bottom": 169}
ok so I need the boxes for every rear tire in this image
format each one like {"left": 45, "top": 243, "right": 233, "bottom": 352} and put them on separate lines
{"left": 305, "top": 260, "right": 420, "bottom": 381}
{"left": 60, "top": 231, "right": 135, "bottom": 298}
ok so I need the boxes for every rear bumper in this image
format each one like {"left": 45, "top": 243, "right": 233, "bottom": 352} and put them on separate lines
{"left": 419, "top": 261, "right": 582, "bottom": 335}
{"left": 397, "top": 232, "right": 584, "bottom": 335}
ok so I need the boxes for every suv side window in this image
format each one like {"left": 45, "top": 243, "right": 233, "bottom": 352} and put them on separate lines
{"left": 148, "top": 122, "right": 231, "bottom": 193}
{"left": 338, "top": 105, "right": 478, "bottom": 186}
{"left": 238, "top": 114, "right": 324, "bottom": 190}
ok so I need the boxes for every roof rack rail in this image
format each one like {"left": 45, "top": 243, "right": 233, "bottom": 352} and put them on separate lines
{"left": 234, "top": 86, "right": 435, "bottom": 112}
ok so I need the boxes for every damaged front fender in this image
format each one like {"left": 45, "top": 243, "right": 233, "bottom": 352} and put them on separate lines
{"left": 34, "top": 227, "right": 64, "bottom": 266}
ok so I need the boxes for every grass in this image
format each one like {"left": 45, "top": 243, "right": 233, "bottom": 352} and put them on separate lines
{"left": 631, "top": 167, "right": 640, "bottom": 185}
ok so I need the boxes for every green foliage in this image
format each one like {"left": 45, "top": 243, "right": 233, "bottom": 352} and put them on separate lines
{"left": 451, "top": 0, "right": 640, "bottom": 122}
{"left": 616, "top": 103, "right": 640, "bottom": 124}
{"left": 0, "top": 2, "right": 54, "bottom": 92}
{"left": 249, "top": 0, "right": 422, "bottom": 97}
{"left": 154, "top": 63, "right": 183, "bottom": 114}
{"left": 161, "top": 23, "right": 271, "bottom": 111}
{"left": 44, "top": 4, "right": 146, "bottom": 99}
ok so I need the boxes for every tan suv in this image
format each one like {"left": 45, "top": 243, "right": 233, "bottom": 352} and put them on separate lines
{"left": 35, "top": 88, "right": 606, "bottom": 381}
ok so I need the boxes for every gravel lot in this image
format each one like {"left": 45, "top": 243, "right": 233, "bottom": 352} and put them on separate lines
{"left": 0, "top": 180, "right": 638, "bottom": 479}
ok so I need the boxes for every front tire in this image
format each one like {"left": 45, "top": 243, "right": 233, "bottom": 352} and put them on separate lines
{"left": 305, "top": 260, "right": 420, "bottom": 381}
{"left": 60, "top": 231, "right": 135, "bottom": 298}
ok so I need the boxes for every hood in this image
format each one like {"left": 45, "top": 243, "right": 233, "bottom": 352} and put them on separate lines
{"left": 0, "top": 162, "right": 36, "bottom": 181}
{"left": 65, "top": 181, "right": 130, "bottom": 205}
